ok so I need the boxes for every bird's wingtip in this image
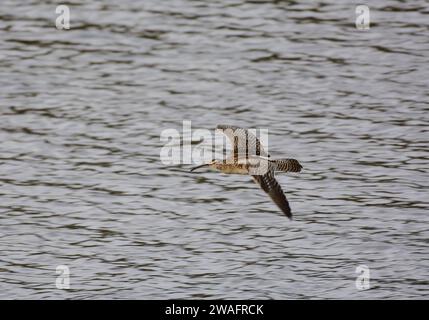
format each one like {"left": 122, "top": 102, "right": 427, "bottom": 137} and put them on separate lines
{"left": 284, "top": 211, "right": 293, "bottom": 220}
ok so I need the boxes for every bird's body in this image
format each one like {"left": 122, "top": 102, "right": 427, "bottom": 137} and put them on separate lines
{"left": 212, "top": 155, "right": 267, "bottom": 174}
{"left": 191, "top": 125, "right": 302, "bottom": 219}
{"left": 214, "top": 162, "right": 249, "bottom": 174}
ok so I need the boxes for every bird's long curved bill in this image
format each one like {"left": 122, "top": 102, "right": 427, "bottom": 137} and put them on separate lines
{"left": 190, "top": 164, "right": 209, "bottom": 172}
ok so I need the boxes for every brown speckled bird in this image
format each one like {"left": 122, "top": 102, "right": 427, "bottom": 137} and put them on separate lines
{"left": 191, "top": 125, "right": 302, "bottom": 219}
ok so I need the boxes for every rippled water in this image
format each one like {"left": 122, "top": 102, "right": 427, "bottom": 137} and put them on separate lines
{"left": 0, "top": 0, "right": 428, "bottom": 299}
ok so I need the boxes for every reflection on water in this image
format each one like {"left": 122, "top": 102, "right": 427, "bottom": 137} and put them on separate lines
{"left": 0, "top": 0, "right": 428, "bottom": 299}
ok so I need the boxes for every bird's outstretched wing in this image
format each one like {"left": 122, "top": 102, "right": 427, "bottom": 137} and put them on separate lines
{"left": 252, "top": 172, "right": 292, "bottom": 219}
{"left": 217, "top": 124, "right": 269, "bottom": 159}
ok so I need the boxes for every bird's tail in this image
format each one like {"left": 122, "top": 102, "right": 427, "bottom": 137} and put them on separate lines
{"left": 271, "top": 159, "right": 303, "bottom": 172}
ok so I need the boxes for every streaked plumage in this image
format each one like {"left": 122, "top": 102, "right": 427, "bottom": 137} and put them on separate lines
{"left": 191, "top": 125, "right": 302, "bottom": 219}
{"left": 216, "top": 124, "right": 269, "bottom": 158}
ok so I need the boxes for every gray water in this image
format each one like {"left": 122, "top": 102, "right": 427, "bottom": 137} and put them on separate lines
{"left": 0, "top": 0, "right": 428, "bottom": 299}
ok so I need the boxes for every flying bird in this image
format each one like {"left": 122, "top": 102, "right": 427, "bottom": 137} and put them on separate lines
{"left": 190, "top": 125, "right": 302, "bottom": 219}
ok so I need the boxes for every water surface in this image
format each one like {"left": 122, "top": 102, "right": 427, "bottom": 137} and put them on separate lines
{"left": 0, "top": 0, "right": 428, "bottom": 299}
